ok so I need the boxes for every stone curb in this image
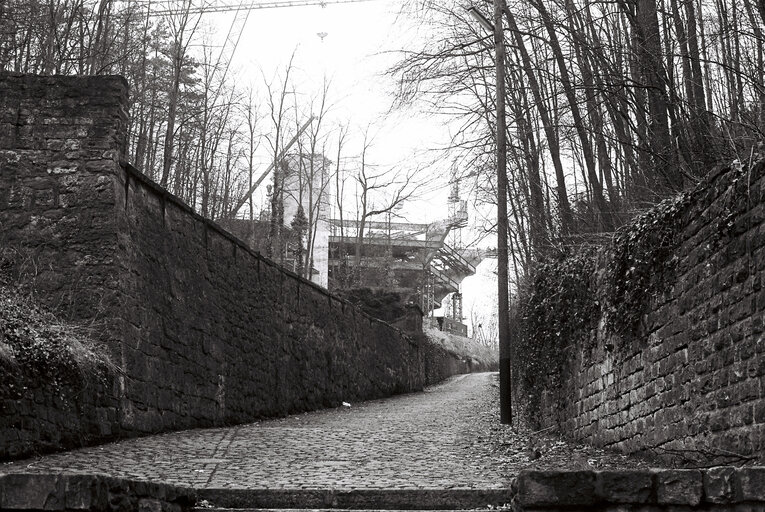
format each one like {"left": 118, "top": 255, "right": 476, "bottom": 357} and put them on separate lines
{"left": 517, "top": 467, "right": 765, "bottom": 507}
{"left": 197, "top": 488, "right": 517, "bottom": 510}
{"left": 192, "top": 509, "right": 500, "bottom": 512}
{"left": 0, "top": 473, "right": 196, "bottom": 511}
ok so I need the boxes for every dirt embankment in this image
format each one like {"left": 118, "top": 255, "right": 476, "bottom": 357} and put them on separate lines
{"left": 423, "top": 324, "right": 498, "bottom": 370}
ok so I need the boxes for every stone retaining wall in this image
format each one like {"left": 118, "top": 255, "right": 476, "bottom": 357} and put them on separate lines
{"left": 0, "top": 376, "right": 119, "bottom": 459}
{"left": 113, "top": 163, "right": 427, "bottom": 432}
{"left": 0, "top": 72, "right": 484, "bottom": 458}
{"left": 0, "top": 73, "right": 127, "bottom": 459}
{"left": 515, "top": 161, "right": 765, "bottom": 461}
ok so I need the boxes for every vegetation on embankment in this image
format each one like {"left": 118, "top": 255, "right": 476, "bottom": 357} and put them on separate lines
{"left": 332, "top": 288, "right": 411, "bottom": 324}
{"left": 513, "top": 179, "right": 704, "bottom": 418}
{"left": 514, "top": 163, "right": 739, "bottom": 391}
{"left": 0, "top": 282, "right": 113, "bottom": 399}
{"left": 423, "top": 324, "right": 498, "bottom": 370}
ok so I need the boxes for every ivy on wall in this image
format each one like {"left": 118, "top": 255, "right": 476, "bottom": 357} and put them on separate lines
{"left": 515, "top": 248, "right": 598, "bottom": 424}
{"left": 513, "top": 165, "right": 755, "bottom": 419}
{"left": 602, "top": 191, "right": 693, "bottom": 340}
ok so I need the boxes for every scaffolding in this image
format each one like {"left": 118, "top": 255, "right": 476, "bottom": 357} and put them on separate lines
{"left": 327, "top": 218, "right": 476, "bottom": 333}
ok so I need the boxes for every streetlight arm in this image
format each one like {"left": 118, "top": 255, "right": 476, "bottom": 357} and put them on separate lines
{"left": 467, "top": 6, "right": 495, "bottom": 32}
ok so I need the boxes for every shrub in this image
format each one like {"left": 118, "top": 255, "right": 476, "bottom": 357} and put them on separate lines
{"left": 0, "top": 284, "right": 113, "bottom": 399}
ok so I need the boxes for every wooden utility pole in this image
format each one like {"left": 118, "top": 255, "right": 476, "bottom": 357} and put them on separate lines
{"left": 494, "top": 0, "right": 511, "bottom": 425}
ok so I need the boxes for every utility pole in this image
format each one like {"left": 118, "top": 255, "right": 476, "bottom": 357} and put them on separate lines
{"left": 469, "top": 0, "right": 511, "bottom": 425}
{"left": 493, "top": 0, "right": 511, "bottom": 425}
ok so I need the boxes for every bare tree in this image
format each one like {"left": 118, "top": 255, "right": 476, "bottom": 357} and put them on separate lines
{"left": 160, "top": 0, "right": 201, "bottom": 188}
{"left": 264, "top": 52, "right": 297, "bottom": 261}
{"left": 351, "top": 127, "right": 424, "bottom": 271}
{"left": 242, "top": 86, "right": 261, "bottom": 222}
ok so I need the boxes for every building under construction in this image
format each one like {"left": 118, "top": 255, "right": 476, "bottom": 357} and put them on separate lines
{"left": 225, "top": 128, "right": 478, "bottom": 335}
{"left": 327, "top": 199, "right": 476, "bottom": 335}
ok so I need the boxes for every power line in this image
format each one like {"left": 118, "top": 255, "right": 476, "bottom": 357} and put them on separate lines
{"left": 142, "top": 0, "right": 376, "bottom": 17}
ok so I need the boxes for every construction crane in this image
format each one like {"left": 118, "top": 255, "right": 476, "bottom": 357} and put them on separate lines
{"left": 228, "top": 116, "right": 315, "bottom": 218}
{"left": 142, "top": 0, "right": 375, "bottom": 219}
{"left": 446, "top": 169, "right": 467, "bottom": 249}
{"left": 147, "top": 0, "right": 376, "bottom": 16}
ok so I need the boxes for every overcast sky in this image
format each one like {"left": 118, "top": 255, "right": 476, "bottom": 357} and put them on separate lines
{"left": 192, "top": 0, "right": 471, "bottom": 224}
{"left": 194, "top": 0, "right": 498, "bottom": 330}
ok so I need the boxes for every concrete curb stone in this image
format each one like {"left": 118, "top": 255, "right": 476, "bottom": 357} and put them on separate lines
{"left": 196, "top": 488, "right": 516, "bottom": 510}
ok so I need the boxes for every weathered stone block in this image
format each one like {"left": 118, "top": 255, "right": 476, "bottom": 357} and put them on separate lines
{"left": 63, "top": 474, "right": 109, "bottom": 510}
{"left": 704, "top": 466, "right": 737, "bottom": 504}
{"left": 754, "top": 400, "right": 765, "bottom": 424}
{"left": 595, "top": 470, "right": 654, "bottom": 503}
{"left": 518, "top": 471, "right": 597, "bottom": 507}
{"left": 655, "top": 469, "right": 703, "bottom": 506}
{"left": 737, "top": 467, "right": 765, "bottom": 501}
{"left": 0, "top": 473, "right": 64, "bottom": 510}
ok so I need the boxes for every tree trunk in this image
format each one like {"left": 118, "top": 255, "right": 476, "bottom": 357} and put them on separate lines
{"left": 528, "top": 0, "right": 613, "bottom": 231}
{"left": 161, "top": 49, "right": 181, "bottom": 187}
{"left": 629, "top": 0, "right": 683, "bottom": 191}
{"left": 502, "top": 4, "right": 573, "bottom": 236}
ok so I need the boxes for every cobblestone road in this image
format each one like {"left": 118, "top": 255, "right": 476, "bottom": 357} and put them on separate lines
{"left": 2, "top": 373, "right": 521, "bottom": 490}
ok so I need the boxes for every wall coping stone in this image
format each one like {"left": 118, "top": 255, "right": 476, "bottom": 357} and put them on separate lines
{"left": 655, "top": 469, "right": 703, "bottom": 506}
{"left": 0, "top": 472, "right": 196, "bottom": 511}
{"left": 517, "top": 467, "right": 765, "bottom": 508}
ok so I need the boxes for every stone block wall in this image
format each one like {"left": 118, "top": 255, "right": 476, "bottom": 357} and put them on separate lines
{"left": 0, "top": 73, "right": 126, "bottom": 458}
{"left": 420, "top": 334, "right": 491, "bottom": 385}
{"left": 0, "top": 473, "right": 195, "bottom": 511}
{"left": 113, "top": 165, "right": 425, "bottom": 432}
{"left": 515, "top": 467, "right": 765, "bottom": 511}
{"left": 0, "top": 73, "right": 478, "bottom": 457}
{"left": 516, "top": 162, "right": 765, "bottom": 461}
{"left": 0, "top": 376, "right": 119, "bottom": 459}
{"left": 0, "top": 73, "right": 126, "bottom": 320}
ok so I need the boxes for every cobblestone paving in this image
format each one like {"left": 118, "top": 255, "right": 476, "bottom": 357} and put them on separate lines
{"left": 1, "top": 373, "right": 518, "bottom": 490}
{"left": 1, "top": 372, "right": 647, "bottom": 491}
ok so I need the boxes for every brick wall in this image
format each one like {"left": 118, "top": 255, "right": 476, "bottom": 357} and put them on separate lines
{"left": 516, "top": 162, "right": 765, "bottom": 461}
{"left": 0, "top": 73, "right": 483, "bottom": 457}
